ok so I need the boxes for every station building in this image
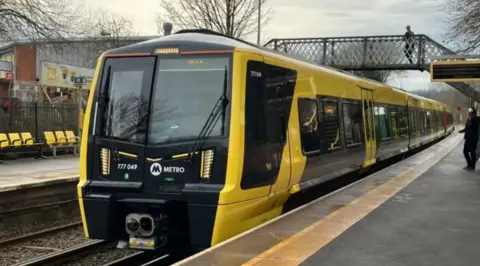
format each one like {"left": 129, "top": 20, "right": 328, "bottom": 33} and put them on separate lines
{"left": 0, "top": 35, "right": 157, "bottom": 102}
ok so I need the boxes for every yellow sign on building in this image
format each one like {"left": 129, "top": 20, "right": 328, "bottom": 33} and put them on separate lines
{"left": 40, "top": 61, "right": 94, "bottom": 89}
{"left": 0, "top": 53, "right": 15, "bottom": 62}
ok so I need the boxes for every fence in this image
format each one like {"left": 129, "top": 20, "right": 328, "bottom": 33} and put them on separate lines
{"left": 0, "top": 102, "right": 79, "bottom": 140}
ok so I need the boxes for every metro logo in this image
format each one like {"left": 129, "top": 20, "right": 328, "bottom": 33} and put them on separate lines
{"left": 150, "top": 163, "right": 162, "bottom": 176}
{"left": 150, "top": 162, "right": 185, "bottom": 176}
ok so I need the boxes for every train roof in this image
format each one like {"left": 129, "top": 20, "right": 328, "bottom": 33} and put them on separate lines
{"left": 106, "top": 29, "right": 369, "bottom": 82}
{"left": 106, "top": 29, "right": 448, "bottom": 108}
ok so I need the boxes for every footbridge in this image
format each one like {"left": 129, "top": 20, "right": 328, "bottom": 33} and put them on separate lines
{"left": 264, "top": 34, "right": 480, "bottom": 101}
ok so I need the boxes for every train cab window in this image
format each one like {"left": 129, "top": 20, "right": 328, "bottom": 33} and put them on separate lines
{"left": 390, "top": 107, "right": 398, "bottom": 138}
{"left": 149, "top": 57, "right": 230, "bottom": 144}
{"left": 298, "top": 98, "right": 321, "bottom": 153}
{"left": 101, "top": 57, "right": 156, "bottom": 144}
{"left": 343, "top": 102, "right": 363, "bottom": 146}
{"left": 374, "top": 106, "right": 392, "bottom": 141}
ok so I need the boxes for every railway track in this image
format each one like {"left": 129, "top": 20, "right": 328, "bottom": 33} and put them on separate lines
{"left": 10, "top": 240, "right": 170, "bottom": 266}
{"left": 0, "top": 181, "right": 80, "bottom": 243}
{"left": 0, "top": 221, "right": 82, "bottom": 247}
{"left": 12, "top": 240, "right": 107, "bottom": 266}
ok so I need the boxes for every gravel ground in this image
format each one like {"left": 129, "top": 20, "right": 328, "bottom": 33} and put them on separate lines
{"left": 0, "top": 225, "right": 90, "bottom": 265}
{"left": 59, "top": 242, "right": 138, "bottom": 266}
{"left": 0, "top": 215, "right": 81, "bottom": 241}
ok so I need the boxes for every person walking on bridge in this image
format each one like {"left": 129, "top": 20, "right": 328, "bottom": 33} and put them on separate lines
{"left": 404, "top": 25, "right": 415, "bottom": 64}
{"left": 459, "top": 108, "right": 480, "bottom": 170}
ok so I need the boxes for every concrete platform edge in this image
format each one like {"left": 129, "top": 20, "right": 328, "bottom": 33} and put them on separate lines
{"left": 0, "top": 175, "right": 79, "bottom": 193}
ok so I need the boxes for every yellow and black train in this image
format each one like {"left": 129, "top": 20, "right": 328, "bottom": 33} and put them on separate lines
{"left": 77, "top": 29, "right": 454, "bottom": 252}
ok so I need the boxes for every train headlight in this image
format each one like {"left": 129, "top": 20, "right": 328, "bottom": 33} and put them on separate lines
{"left": 200, "top": 149, "right": 215, "bottom": 181}
{"left": 126, "top": 216, "right": 139, "bottom": 235}
{"left": 101, "top": 148, "right": 110, "bottom": 176}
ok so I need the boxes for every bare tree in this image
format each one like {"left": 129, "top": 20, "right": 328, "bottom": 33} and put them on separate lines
{"left": 352, "top": 70, "right": 392, "bottom": 83}
{"left": 443, "top": 0, "right": 480, "bottom": 53}
{"left": 0, "top": 0, "right": 89, "bottom": 41}
{"left": 157, "top": 0, "right": 271, "bottom": 39}
{"left": 81, "top": 9, "right": 145, "bottom": 67}
{"left": 87, "top": 9, "right": 137, "bottom": 44}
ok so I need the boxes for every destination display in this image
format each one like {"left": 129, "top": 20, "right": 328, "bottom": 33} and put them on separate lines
{"left": 430, "top": 61, "right": 480, "bottom": 82}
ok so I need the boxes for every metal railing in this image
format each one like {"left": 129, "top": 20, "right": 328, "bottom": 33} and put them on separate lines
{"left": 0, "top": 102, "right": 79, "bottom": 140}
{"left": 264, "top": 34, "right": 480, "bottom": 101}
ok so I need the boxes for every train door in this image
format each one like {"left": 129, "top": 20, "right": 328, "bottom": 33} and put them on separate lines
{"left": 361, "top": 88, "right": 376, "bottom": 165}
{"left": 241, "top": 59, "right": 292, "bottom": 195}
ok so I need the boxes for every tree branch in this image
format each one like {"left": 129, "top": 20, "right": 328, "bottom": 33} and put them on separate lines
{"left": 157, "top": 0, "right": 271, "bottom": 39}
{"left": 442, "top": 0, "right": 480, "bottom": 53}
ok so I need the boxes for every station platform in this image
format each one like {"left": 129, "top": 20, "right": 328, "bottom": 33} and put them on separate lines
{"left": 0, "top": 156, "right": 79, "bottom": 192}
{"left": 175, "top": 132, "right": 475, "bottom": 266}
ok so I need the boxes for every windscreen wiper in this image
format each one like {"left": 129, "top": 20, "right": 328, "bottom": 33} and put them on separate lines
{"left": 185, "top": 66, "right": 229, "bottom": 164}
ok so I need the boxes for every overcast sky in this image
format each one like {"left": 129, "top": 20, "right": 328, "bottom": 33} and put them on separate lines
{"left": 84, "top": 0, "right": 450, "bottom": 91}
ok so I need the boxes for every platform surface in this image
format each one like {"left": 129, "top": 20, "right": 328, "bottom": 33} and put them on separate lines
{"left": 301, "top": 137, "right": 479, "bottom": 266}
{"left": 0, "top": 156, "right": 79, "bottom": 192}
{"left": 175, "top": 132, "right": 469, "bottom": 266}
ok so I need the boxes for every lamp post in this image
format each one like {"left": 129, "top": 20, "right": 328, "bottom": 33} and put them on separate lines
{"left": 257, "top": 0, "right": 261, "bottom": 45}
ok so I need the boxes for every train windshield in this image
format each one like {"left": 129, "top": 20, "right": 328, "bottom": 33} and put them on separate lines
{"left": 147, "top": 57, "right": 230, "bottom": 144}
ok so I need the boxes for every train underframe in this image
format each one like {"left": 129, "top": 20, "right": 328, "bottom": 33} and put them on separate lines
{"left": 82, "top": 192, "right": 215, "bottom": 253}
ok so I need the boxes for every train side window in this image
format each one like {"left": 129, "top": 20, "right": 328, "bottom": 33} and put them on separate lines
{"left": 298, "top": 98, "right": 321, "bottom": 154}
{"left": 417, "top": 110, "right": 423, "bottom": 132}
{"left": 374, "top": 106, "right": 391, "bottom": 141}
{"left": 322, "top": 101, "right": 341, "bottom": 150}
{"left": 409, "top": 109, "right": 416, "bottom": 136}
{"left": 423, "top": 110, "right": 430, "bottom": 131}
{"left": 390, "top": 107, "right": 398, "bottom": 138}
{"left": 426, "top": 111, "right": 431, "bottom": 130}
{"left": 343, "top": 102, "right": 363, "bottom": 146}
{"left": 397, "top": 107, "right": 408, "bottom": 136}
{"left": 363, "top": 100, "right": 371, "bottom": 140}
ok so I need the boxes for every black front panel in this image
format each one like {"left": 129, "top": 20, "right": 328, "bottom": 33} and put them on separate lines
{"left": 84, "top": 49, "right": 233, "bottom": 206}
{"left": 241, "top": 61, "right": 296, "bottom": 190}
{"left": 187, "top": 204, "right": 218, "bottom": 248}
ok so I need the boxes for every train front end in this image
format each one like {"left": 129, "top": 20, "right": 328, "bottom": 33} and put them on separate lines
{"left": 77, "top": 35, "right": 234, "bottom": 252}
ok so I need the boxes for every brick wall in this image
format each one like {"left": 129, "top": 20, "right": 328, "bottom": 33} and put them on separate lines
{"left": 0, "top": 83, "right": 8, "bottom": 98}
{"left": 15, "top": 44, "right": 37, "bottom": 81}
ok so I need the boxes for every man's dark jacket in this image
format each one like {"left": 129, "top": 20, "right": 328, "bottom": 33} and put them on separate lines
{"left": 460, "top": 116, "right": 480, "bottom": 142}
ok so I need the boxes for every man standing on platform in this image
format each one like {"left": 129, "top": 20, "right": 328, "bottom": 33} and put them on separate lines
{"left": 459, "top": 108, "right": 480, "bottom": 170}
